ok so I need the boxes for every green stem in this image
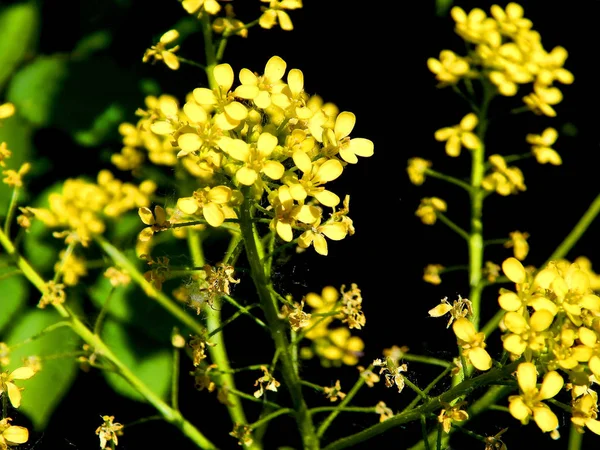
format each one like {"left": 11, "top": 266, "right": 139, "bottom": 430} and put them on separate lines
{"left": 249, "top": 408, "right": 294, "bottom": 430}
{"left": 402, "top": 354, "right": 451, "bottom": 368}
{"left": 187, "top": 230, "right": 257, "bottom": 449}
{"left": 322, "top": 362, "right": 519, "bottom": 450}
{"left": 0, "top": 229, "right": 216, "bottom": 449}
{"left": 239, "top": 195, "right": 319, "bottom": 450}
{"left": 3, "top": 187, "right": 20, "bottom": 237}
{"left": 425, "top": 169, "right": 472, "bottom": 193}
{"left": 437, "top": 213, "right": 469, "bottom": 241}
{"left": 95, "top": 236, "right": 207, "bottom": 336}
{"left": 311, "top": 406, "right": 377, "bottom": 415}
{"left": 544, "top": 191, "right": 600, "bottom": 265}
{"left": 317, "top": 365, "right": 371, "bottom": 438}
{"left": 171, "top": 345, "right": 180, "bottom": 411}
{"left": 222, "top": 295, "right": 268, "bottom": 329}
{"left": 568, "top": 423, "right": 583, "bottom": 450}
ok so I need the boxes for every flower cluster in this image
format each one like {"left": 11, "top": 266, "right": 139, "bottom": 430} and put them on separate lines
{"left": 428, "top": 3, "right": 573, "bottom": 116}
{"left": 499, "top": 257, "right": 600, "bottom": 435}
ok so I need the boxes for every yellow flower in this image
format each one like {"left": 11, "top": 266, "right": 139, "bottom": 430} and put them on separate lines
{"left": 213, "top": 5, "right": 247, "bottom": 38}
{"left": 218, "top": 133, "right": 285, "bottom": 186}
{"left": 375, "top": 401, "right": 394, "bottom": 422}
{"left": 571, "top": 391, "right": 600, "bottom": 435}
{"left": 535, "top": 46, "right": 574, "bottom": 87}
{"left": 452, "top": 318, "right": 492, "bottom": 370}
{"left": 423, "top": 264, "right": 444, "bottom": 285}
{"left": 138, "top": 205, "right": 171, "bottom": 242}
{"left": 508, "top": 362, "right": 563, "bottom": 432}
{"left": 142, "top": 29, "right": 180, "bottom": 70}
{"left": 438, "top": 401, "right": 469, "bottom": 433}
{"left": 320, "top": 112, "right": 374, "bottom": 164}
{"left": 429, "top": 296, "right": 472, "bottom": 328}
{"left": 285, "top": 153, "right": 343, "bottom": 207}
{"left": 253, "top": 366, "right": 280, "bottom": 398}
{"left": 181, "top": 0, "right": 221, "bottom": 16}
{"left": 194, "top": 63, "right": 248, "bottom": 130}
{"left": 314, "top": 327, "right": 364, "bottom": 366}
{"left": 415, "top": 197, "right": 447, "bottom": 225}
{"left": 259, "top": 0, "right": 302, "bottom": 31}
{"left": 235, "top": 56, "right": 288, "bottom": 110}
{"left": 407, "top": 157, "right": 431, "bottom": 186}
{"left": 427, "top": 50, "right": 471, "bottom": 85}
{"left": 176, "top": 185, "right": 239, "bottom": 227}
{"left": 482, "top": 154, "right": 526, "bottom": 196}
{"left": 95, "top": 415, "right": 124, "bottom": 449}
{"left": 0, "top": 103, "right": 15, "bottom": 120}
{"left": 0, "top": 143, "right": 11, "bottom": 167}
{"left": 0, "top": 418, "right": 28, "bottom": 449}
{"left": 434, "top": 113, "right": 480, "bottom": 157}
{"left": 504, "top": 231, "right": 530, "bottom": 261}
{"left": 490, "top": 2, "right": 532, "bottom": 36}
{"left": 55, "top": 250, "right": 88, "bottom": 286}
{"left": 323, "top": 379, "right": 346, "bottom": 402}
{"left": 450, "top": 6, "right": 498, "bottom": 45}
{"left": 0, "top": 367, "right": 35, "bottom": 408}
{"left": 373, "top": 357, "right": 408, "bottom": 392}
{"left": 523, "top": 84, "right": 563, "bottom": 117}
{"left": 527, "top": 128, "right": 561, "bottom": 165}
{"left": 2, "top": 163, "right": 30, "bottom": 188}
{"left": 297, "top": 218, "right": 347, "bottom": 256}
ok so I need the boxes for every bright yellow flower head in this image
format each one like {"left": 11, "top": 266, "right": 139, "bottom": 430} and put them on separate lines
{"left": 427, "top": 50, "right": 471, "bottom": 85}
{"left": 482, "top": 154, "right": 526, "bottom": 196}
{"left": 0, "top": 418, "right": 28, "bottom": 449}
{"left": 504, "top": 231, "right": 530, "bottom": 261}
{"left": 320, "top": 112, "right": 374, "bottom": 164}
{"left": 415, "top": 197, "right": 447, "bottom": 225}
{"left": 527, "top": 128, "right": 561, "bottom": 165}
{"left": 407, "top": 157, "right": 431, "bottom": 186}
{"left": 0, "top": 103, "right": 15, "bottom": 120}
{"left": 0, "top": 367, "right": 35, "bottom": 408}
{"left": 259, "top": 0, "right": 302, "bottom": 31}
{"left": 508, "top": 362, "right": 563, "bottom": 433}
{"left": 142, "top": 30, "right": 180, "bottom": 70}
{"left": 434, "top": 113, "right": 481, "bottom": 157}
{"left": 182, "top": 0, "right": 221, "bottom": 16}
{"left": 176, "top": 185, "right": 240, "bottom": 228}
{"left": 452, "top": 318, "right": 492, "bottom": 370}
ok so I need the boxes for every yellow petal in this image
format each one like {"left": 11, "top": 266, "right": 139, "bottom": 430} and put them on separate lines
{"left": 530, "top": 309, "right": 554, "bottom": 332}
{"left": 203, "top": 202, "right": 225, "bottom": 227}
{"left": 498, "top": 291, "right": 522, "bottom": 311}
{"left": 313, "top": 234, "right": 328, "bottom": 256}
{"left": 287, "top": 69, "right": 304, "bottom": 96}
{"left": 193, "top": 88, "right": 217, "bottom": 105}
{"left": 183, "top": 102, "right": 208, "bottom": 123}
{"left": 177, "top": 197, "right": 199, "bottom": 215}
{"left": 584, "top": 418, "right": 600, "bottom": 435}
{"left": 235, "top": 84, "right": 260, "bottom": 99}
{"left": 178, "top": 133, "right": 202, "bottom": 153}
{"left": 265, "top": 56, "right": 287, "bottom": 82}
{"left": 452, "top": 318, "right": 476, "bottom": 342}
{"left": 214, "top": 63, "right": 234, "bottom": 90}
{"left": 138, "top": 207, "right": 155, "bottom": 225}
{"left": 517, "top": 362, "right": 537, "bottom": 393}
{"left": 348, "top": 138, "right": 374, "bottom": 157}
{"left": 3, "top": 425, "right": 29, "bottom": 444}
{"left": 162, "top": 51, "right": 180, "bottom": 70}
{"left": 257, "top": 132, "right": 278, "bottom": 155}
{"left": 538, "top": 371, "right": 563, "bottom": 400}
{"left": 428, "top": 303, "right": 452, "bottom": 317}
{"left": 224, "top": 101, "right": 248, "bottom": 121}
{"left": 262, "top": 161, "right": 284, "bottom": 180}
{"left": 509, "top": 396, "right": 531, "bottom": 421}
{"left": 468, "top": 347, "right": 492, "bottom": 371}
{"left": 276, "top": 221, "right": 293, "bottom": 242}
{"left": 315, "top": 159, "right": 343, "bottom": 182}
{"left": 504, "top": 311, "right": 528, "bottom": 333}
{"left": 295, "top": 205, "right": 320, "bottom": 224}
{"left": 7, "top": 381, "right": 22, "bottom": 408}
{"left": 239, "top": 68, "right": 258, "bottom": 86}
{"left": 150, "top": 120, "right": 174, "bottom": 135}
{"left": 533, "top": 406, "right": 558, "bottom": 432}
{"left": 276, "top": 10, "right": 293, "bottom": 30}
{"left": 236, "top": 167, "right": 258, "bottom": 185}
{"left": 579, "top": 327, "right": 597, "bottom": 347}
{"left": 314, "top": 190, "right": 340, "bottom": 207}
{"left": 503, "top": 334, "right": 526, "bottom": 356}
{"left": 221, "top": 138, "right": 249, "bottom": 162}
{"left": 160, "top": 29, "right": 179, "bottom": 44}
{"left": 320, "top": 223, "right": 347, "bottom": 241}
{"left": 502, "top": 257, "right": 527, "bottom": 284}
{"left": 292, "top": 150, "right": 312, "bottom": 173}
{"left": 334, "top": 112, "right": 356, "bottom": 139}
{"left": 460, "top": 113, "right": 478, "bottom": 130}
{"left": 207, "top": 186, "right": 232, "bottom": 204}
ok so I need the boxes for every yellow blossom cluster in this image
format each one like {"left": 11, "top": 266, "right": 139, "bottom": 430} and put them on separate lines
{"left": 299, "top": 286, "right": 365, "bottom": 367}
{"left": 499, "top": 257, "right": 600, "bottom": 435}
{"left": 428, "top": 3, "right": 573, "bottom": 116}
{"left": 130, "top": 56, "right": 371, "bottom": 256}
{"left": 29, "top": 170, "right": 156, "bottom": 246}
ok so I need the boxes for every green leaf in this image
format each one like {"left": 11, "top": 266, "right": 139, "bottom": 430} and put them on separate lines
{"left": 72, "top": 30, "right": 112, "bottom": 59}
{"left": 5, "top": 309, "right": 80, "bottom": 430}
{"left": 0, "top": 273, "right": 28, "bottom": 335}
{"left": 6, "top": 55, "right": 69, "bottom": 127}
{"left": 0, "top": 113, "right": 34, "bottom": 211}
{"left": 101, "top": 318, "right": 172, "bottom": 403}
{"left": 0, "top": 3, "right": 39, "bottom": 92}
{"left": 436, "top": 0, "right": 453, "bottom": 17}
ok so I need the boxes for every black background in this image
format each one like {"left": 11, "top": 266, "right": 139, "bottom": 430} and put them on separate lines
{"left": 8, "top": 0, "right": 600, "bottom": 449}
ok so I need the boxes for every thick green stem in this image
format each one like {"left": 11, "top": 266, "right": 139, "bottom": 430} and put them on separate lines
{"left": 239, "top": 197, "right": 319, "bottom": 450}
{"left": 0, "top": 229, "right": 215, "bottom": 449}
{"left": 568, "top": 423, "right": 583, "bottom": 450}
{"left": 187, "top": 230, "right": 258, "bottom": 449}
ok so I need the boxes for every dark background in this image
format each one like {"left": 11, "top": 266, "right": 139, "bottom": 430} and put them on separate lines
{"left": 5, "top": 0, "right": 600, "bottom": 449}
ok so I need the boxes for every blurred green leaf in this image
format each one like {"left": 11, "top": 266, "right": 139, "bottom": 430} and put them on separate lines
{"left": 6, "top": 309, "right": 80, "bottom": 430}
{"left": 101, "top": 318, "right": 171, "bottom": 403}
{"left": 72, "top": 30, "right": 113, "bottom": 59}
{"left": 0, "top": 2, "right": 39, "bottom": 92}
{"left": 436, "top": 0, "right": 453, "bottom": 17}
{"left": 23, "top": 182, "right": 64, "bottom": 274}
{"left": 6, "top": 55, "right": 69, "bottom": 127}
{"left": 74, "top": 102, "right": 124, "bottom": 147}
{"left": 0, "top": 273, "right": 28, "bottom": 335}
{"left": 0, "top": 113, "right": 34, "bottom": 211}
{"left": 90, "top": 271, "right": 180, "bottom": 342}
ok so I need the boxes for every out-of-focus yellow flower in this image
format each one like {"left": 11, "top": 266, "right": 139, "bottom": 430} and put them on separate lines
{"left": 2, "top": 163, "right": 30, "bottom": 188}
{"left": 375, "top": 401, "right": 394, "bottom": 422}
{"left": 490, "top": 3, "right": 532, "bottom": 36}
{"left": 504, "top": 231, "right": 530, "bottom": 261}
{"left": 142, "top": 29, "right": 180, "bottom": 70}
{"left": 508, "top": 362, "right": 563, "bottom": 433}
{"left": 407, "top": 157, "right": 431, "bottom": 186}
{"left": 0, "top": 367, "right": 35, "bottom": 408}
{"left": 213, "top": 4, "right": 247, "bottom": 38}
{"left": 259, "top": 0, "right": 302, "bottom": 31}
{"left": 138, "top": 205, "right": 171, "bottom": 242}
{"left": 314, "top": 327, "right": 364, "bottom": 366}
{"left": 0, "top": 143, "right": 12, "bottom": 168}
{"left": 482, "top": 154, "right": 526, "bottom": 196}
{"left": 415, "top": 197, "right": 447, "bottom": 225}
{"left": 182, "top": 0, "right": 221, "bottom": 16}
{"left": 427, "top": 50, "right": 471, "bottom": 85}
{"left": 55, "top": 250, "right": 88, "bottom": 286}
{"left": 527, "top": 128, "right": 561, "bottom": 165}
{"left": 434, "top": 113, "right": 480, "bottom": 157}
{"left": 0, "top": 103, "right": 15, "bottom": 120}
{"left": 323, "top": 379, "right": 345, "bottom": 402}
{"left": 450, "top": 6, "right": 498, "bottom": 45}
{"left": 523, "top": 84, "right": 563, "bottom": 117}
{"left": 423, "top": 264, "right": 444, "bottom": 285}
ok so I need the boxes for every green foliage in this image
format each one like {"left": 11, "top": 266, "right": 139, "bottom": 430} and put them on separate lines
{"left": 0, "top": 2, "right": 39, "bottom": 92}
{"left": 100, "top": 318, "right": 172, "bottom": 403}
{"left": 0, "top": 273, "right": 28, "bottom": 334}
{"left": 5, "top": 309, "right": 80, "bottom": 430}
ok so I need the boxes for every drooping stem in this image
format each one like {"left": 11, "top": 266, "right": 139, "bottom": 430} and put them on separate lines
{"left": 239, "top": 195, "right": 319, "bottom": 450}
